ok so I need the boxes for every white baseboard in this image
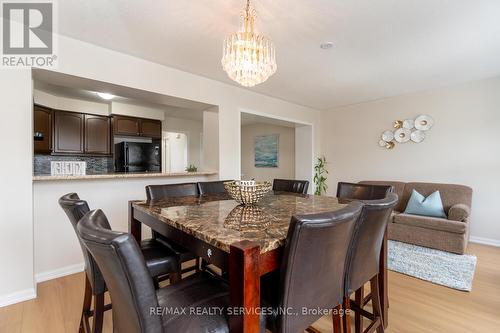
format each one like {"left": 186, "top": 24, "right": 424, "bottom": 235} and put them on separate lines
{"left": 0, "top": 288, "right": 36, "bottom": 308}
{"left": 470, "top": 236, "right": 500, "bottom": 247}
{"left": 35, "top": 262, "right": 84, "bottom": 283}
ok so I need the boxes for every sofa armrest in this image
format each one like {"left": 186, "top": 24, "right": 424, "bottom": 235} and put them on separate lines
{"left": 448, "top": 204, "right": 471, "bottom": 222}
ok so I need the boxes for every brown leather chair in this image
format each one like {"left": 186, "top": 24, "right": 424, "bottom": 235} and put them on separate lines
{"left": 337, "top": 193, "right": 399, "bottom": 333}
{"left": 197, "top": 180, "right": 232, "bottom": 195}
{"left": 262, "top": 201, "right": 364, "bottom": 333}
{"left": 272, "top": 178, "right": 310, "bottom": 194}
{"left": 146, "top": 182, "right": 199, "bottom": 200}
{"left": 58, "top": 193, "right": 181, "bottom": 333}
{"left": 336, "top": 182, "right": 393, "bottom": 201}
{"left": 77, "top": 209, "right": 230, "bottom": 333}
{"left": 145, "top": 183, "right": 200, "bottom": 274}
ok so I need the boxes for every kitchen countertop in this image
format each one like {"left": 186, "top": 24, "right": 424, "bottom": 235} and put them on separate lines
{"left": 33, "top": 171, "right": 217, "bottom": 181}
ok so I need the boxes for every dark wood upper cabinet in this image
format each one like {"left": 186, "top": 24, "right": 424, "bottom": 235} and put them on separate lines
{"left": 113, "top": 115, "right": 162, "bottom": 138}
{"left": 34, "top": 105, "right": 52, "bottom": 154}
{"left": 85, "top": 115, "right": 111, "bottom": 155}
{"left": 140, "top": 119, "right": 162, "bottom": 138}
{"left": 53, "top": 111, "right": 85, "bottom": 154}
{"left": 113, "top": 116, "right": 140, "bottom": 136}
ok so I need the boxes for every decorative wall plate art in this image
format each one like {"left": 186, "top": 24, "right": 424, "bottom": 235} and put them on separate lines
{"left": 403, "top": 119, "right": 415, "bottom": 129}
{"left": 379, "top": 115, "right": 434, "bottom": 149}
{"left": 411, "top": 130, "right": 426, "bottom": 143}
{"left": 415, "top": 115, "right": 434, "bottom": 131}
{"left": 382, "top": 130, "right": 394, "bottom": 142}
{"left": 394, "top": 128, "right": 411, "bottom": 143}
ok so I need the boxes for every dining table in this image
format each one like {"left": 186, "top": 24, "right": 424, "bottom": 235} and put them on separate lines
{"left": 128, "top": 191, "right": 389, "bottom": 333}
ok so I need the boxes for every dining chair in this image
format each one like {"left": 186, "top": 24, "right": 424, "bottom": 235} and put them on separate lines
{"left": 335, "top": 193, "right": 398, "bottom": 333}
{"left": 272, "top": 178, "right": 310, "bottom": 194}
{"left": 197, "top": 180, "right": 232, "bottom": 195}
{"left": 261, "top": 201, "right": 364, "bottom": 333}
{"left": 145, "top": 183, "right": 200, "bottom": 274}
{"left": 58, "top": 193, "right": 181, "bottom": 333}
{"left": 77, "top": 209, "right": 230, "bottom": 333}
{"left": 146, "top": 182, "right": 200, "bottom": 200}
{"left": 336, "top": 182, "right": 393, "bottom": 201}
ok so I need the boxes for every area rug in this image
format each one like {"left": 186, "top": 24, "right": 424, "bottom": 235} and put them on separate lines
{"left": 387, "top": 240, "right": 477, "bottom": 291}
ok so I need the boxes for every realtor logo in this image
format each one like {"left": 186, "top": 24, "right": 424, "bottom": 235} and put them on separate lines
{"left": 1, "top": 1, "right": 56, "bottom": 67}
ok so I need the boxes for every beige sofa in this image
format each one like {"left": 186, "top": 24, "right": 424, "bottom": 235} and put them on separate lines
{"left": 360, "top": 181, "right": 473, "bottom": 254}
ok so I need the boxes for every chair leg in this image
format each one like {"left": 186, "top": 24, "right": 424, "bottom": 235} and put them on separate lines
{"left": 169, "top": 272, "right": 181, "bottom": 284}
{"left": 153, "top": 277, "right": 160, "bottom": 289}
{"left": 332, "top": 304, "right": 343, "bottom": 333}
{"left": 355, "top": 286, "right": 364, "bottom": 333}
{"left": 80, "top": 275, "right": 92, "bottom": 333}
{"left": 370, "top": 275, "right": 384, "bottom": 333}
{"left": 92, "top": 293, "right": 105, "bottom": 333}
{"left": 199, "top": 258, "right": 206, "bottom": 272}
{"left": 343, "top": 297, "right": 352, "bottom": 333}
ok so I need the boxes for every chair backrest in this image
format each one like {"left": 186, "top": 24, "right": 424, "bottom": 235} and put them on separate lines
{"left": 58, "top": 193, "right": 109, "bottom": 294}
{"left": 345, "top": 193, "right": 399, "bottom": 294}
{"left": 78, "top": 209, "right": 162, "bottom": 333}
{"left": 197, "top": 180, "right": 231, "bottom": 195}
{"left": 272, "top": 179, "right": 309, "bottom": 194}
{"left": 359, "top": 180, "right": 406, "bottom": 211}
{"left": 145, "top": 183, "right": 199, "bottom": 200}
{"left": 336, "top": 182, "right": 393, "bottom": 201}
{"left": 277, "top": 201, "right": 363, "bottom": 333}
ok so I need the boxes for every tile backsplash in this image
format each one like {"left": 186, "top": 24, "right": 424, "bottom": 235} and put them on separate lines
{"left": 34, "top": 155, "right": 113, "bottom": 176}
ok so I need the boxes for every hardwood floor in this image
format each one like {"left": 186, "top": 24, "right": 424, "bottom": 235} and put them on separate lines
{"left": 1, "top": 243, "right": 499, "bottom": 333}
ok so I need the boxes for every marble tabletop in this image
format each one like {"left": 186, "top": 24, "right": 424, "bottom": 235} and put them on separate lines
{"left": 133, "top": 192, "right": 347, "bottom": 254}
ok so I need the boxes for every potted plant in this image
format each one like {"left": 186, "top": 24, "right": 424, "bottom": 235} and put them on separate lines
{"left": 313, "top": 156, "right": 328, "bottom": 195}
{"left": 185, "top": 164, "right": 198, "bottom": 172}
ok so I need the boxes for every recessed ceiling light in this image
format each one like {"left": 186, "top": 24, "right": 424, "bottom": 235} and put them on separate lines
{"left": 96, "top": 92, "right": 115, "bottom": 100}
{"left": 320, "top": 42, "right": 334, "bottom": 50}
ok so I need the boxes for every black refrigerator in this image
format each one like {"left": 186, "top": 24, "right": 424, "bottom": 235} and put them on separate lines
{"left": 114, "top": 142, "right": 161, "bottom": 172}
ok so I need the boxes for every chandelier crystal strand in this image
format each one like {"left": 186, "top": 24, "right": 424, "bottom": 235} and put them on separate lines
{"left": 221, "top": 0, "right": 277, "bottom": 87}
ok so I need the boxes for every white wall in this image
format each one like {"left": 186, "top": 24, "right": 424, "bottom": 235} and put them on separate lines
{"left": 34, "top": 89, "right": 109, "bottom": 115}
{"left": 202, "top": 110, "right": 220, "bottom": 173}
{"left": 0, "top": 70, "right": 35, "bottom": 306}
{"left": 111, "top": 101, "right": 165, "bottom": 120}
{"left": 163, "top": 116, "right": 203, "bottom": 168}
{"left": 0, "top": 34, "right": 321, "bottom": 305}
{"left": 295, "top": 125, "right": 314, "bottom": 192}
{"left": 322, "top": 77, "right": 500, "bottom": 244}
{"left": 241, "top": 124, "right": 295, "bottom": 181}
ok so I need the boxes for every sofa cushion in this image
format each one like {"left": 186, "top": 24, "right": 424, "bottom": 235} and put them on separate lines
{"left": 404, "top": 190, "right": 447, "bottom": 218}
{"left": 394, "top": 213, "right": 467, "bottom": 234}
{"left": 401, "top": 182, "right": 472, "bottom": 213}
{"left": 448, "top": 204, "right": 471, "bottom": 222}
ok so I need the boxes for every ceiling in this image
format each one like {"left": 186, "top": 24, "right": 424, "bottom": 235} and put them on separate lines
{"left": 241, "top": 112, "right": 299, "bottom": 128}
{"left": 57, "top": 0, "right": 500, "bottom": 110}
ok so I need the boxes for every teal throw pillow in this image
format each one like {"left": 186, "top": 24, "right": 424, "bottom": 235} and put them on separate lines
{"left": 404, "top": 189, "right": 447, "bottom": 218}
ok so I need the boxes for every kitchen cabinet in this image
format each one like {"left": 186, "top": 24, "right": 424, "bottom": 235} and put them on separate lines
{"left": 112, "top": 115, "right": 162, "bottom": 138}
{"left": 34, "top": 105, "right": 52, "bottom": 154}
{"left": 85, "top": 114, "right": 111, "bottom": 155}
{"left": 112, "top": 115, "right": 140, "bottom": 136}
{"left": 53, "top": 111, "right": 85, "bottom": 154}
{"left": 140, "top": 118, "right": 162, "bottom": 138}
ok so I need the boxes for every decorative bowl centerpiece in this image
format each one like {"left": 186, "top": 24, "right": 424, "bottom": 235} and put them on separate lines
{"left": 224, "top": 180, "right": 272, "bottom": 205}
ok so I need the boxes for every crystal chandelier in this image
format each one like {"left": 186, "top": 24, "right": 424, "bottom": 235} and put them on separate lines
{"left": 221, "top": 0, "right": 277, "bottom": 87}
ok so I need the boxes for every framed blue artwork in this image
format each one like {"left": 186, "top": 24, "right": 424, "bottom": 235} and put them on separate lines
{"left": 254, "top": 134, "right": 279, "bottom": 167}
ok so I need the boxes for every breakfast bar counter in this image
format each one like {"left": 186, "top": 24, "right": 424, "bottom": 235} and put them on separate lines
{"left": 33, "top": 171, "right": 217, "bottom": 181}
